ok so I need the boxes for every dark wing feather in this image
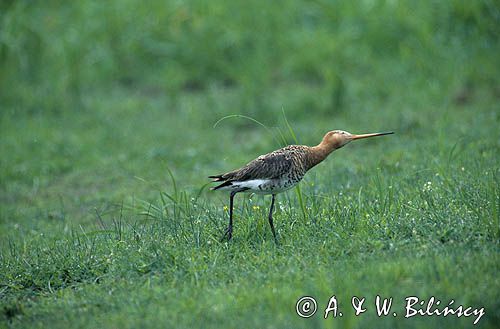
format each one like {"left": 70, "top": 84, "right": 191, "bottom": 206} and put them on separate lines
{"left": 210, "top": 150, "right": 293, "bottom": 183}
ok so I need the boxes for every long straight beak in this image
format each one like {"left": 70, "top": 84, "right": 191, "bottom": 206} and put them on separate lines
{"left": 351, "top": 131, "right": 394, "bottom": 140}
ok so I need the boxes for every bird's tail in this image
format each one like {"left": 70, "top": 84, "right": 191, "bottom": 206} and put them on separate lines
{"left": 208, "top": 174, "right": 224, "bottom": 182}
{"left": 209, "top": 174, "right": 234, "bottom": 190}
{"left": 210, "top": 180, "right": 233, "bottom": 190}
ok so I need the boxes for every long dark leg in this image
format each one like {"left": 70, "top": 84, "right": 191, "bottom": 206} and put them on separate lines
{"left": 221, "top": 191, "right": 237, "bottom": 241}
{"left": 268, "top": 194, "right": 278, "bottom": 243}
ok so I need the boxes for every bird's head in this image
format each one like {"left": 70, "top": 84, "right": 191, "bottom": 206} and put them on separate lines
{"left": 321, "top": 130, "right": 394, "bottom": 150}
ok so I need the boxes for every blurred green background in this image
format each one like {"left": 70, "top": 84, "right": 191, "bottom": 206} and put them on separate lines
{"left": 1, "top": 1, "right": 499, "bottom": 328}
{"left": 1, "top": 0, "right": 498, "bottom": 117}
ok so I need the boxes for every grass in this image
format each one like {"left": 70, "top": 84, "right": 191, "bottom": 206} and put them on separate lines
{"left": 1, "top": 1, "right": 499, "bottom": 328}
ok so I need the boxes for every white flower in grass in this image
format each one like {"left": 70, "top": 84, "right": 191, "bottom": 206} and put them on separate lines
{"left": 422, "top": 181, "right": 432, "bottom": 192}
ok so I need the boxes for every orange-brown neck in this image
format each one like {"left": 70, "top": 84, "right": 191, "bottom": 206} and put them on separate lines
{"left": 307, "top": 141, "right": 337, "bottom": 169}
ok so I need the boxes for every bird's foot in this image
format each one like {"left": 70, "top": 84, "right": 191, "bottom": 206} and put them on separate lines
{"left": 271, "top": 233, "right": 279, "bottom": 245}
{"left": 220, "top": 226, "right": 233, "bottom": 242}
{"left": 273, "top": 236, "right": 279, "bottom": 245}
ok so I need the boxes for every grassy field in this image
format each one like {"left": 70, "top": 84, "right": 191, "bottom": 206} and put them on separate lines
{"left": 1, "top": 1, "right": 499, "bottom": 328}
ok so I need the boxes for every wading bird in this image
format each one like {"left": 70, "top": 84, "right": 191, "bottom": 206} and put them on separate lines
{"left": 210, "top": 130, "right": 393, "bottom": 242}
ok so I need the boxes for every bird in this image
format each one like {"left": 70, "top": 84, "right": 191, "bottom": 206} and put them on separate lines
{"left": 209, "top": 130, "right": 394, "bottom": 242}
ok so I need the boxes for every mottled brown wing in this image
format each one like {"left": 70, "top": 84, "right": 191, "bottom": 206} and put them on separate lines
{"left": 221, "top": 151, "right": 292, "bottom": 181}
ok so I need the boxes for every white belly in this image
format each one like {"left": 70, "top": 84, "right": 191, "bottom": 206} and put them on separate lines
{"left": 217, "top": 179, "right": 298, "bottom": 194}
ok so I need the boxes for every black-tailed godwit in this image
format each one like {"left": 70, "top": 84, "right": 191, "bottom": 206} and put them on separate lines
{"left": 210, "top": 130, "right": 394, "bottom": 242}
